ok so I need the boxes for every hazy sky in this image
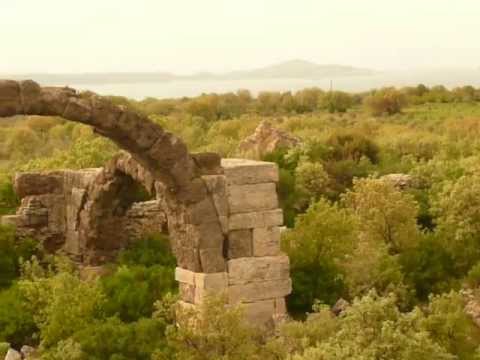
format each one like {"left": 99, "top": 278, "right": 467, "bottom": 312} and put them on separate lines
{"left": 1, "top": 0, "right": 479, "bottom": 74}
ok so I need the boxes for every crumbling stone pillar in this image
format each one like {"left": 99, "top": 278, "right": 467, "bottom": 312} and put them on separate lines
{"left": 175, "top": 159, "right": 291, "bottom": 327}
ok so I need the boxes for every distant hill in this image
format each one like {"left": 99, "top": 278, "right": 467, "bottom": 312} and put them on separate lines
{"left": 3, "top": 60, "right": 375, "bottom": 86}
{"left": 222, "top": 59, "right": 375, "bottom": 80}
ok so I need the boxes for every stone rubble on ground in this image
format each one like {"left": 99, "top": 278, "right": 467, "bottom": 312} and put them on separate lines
{"left": 4, "top": 349, "right": 21, "bottom": 360}
{"left": 238, "top": 120, "right": 301, "bottom": 158}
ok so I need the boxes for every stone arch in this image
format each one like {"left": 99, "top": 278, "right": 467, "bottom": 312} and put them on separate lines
{"left": 0, "top": 79, "right": 225, "bottom": 273}
{"left": 0, "top": 80, "right": 291, "bottom": 327}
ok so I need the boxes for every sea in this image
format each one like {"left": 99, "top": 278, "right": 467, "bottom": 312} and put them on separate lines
{"left": 14, "top": 69, "right": 480, "bottom": 100}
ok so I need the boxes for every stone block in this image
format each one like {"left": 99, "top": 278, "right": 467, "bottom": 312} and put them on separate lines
{"left": 194, "top": 272, "right": 228, "bottom": 304}
{"left": 187, "top": 221, "right": 224, "bottom": 249}
{"left": 179, "top": 283, "right": 196, "bottom": 303}
{"left": 241, "top": 299, "right": 275, "bottom": 326}
{"left": 203, "top": 175, "right": 229, "bottom": 217}
{"left": 176, "top": 246, "right": 201, "bottom": 272}
{"left": 227, "top": 229, "right": 252, "bottom": 259}
{"left": 175, "top": 267, "right": 196, "bottom": 285}
{"left": 14, "top": 172, "right": 64, "bottom": 198}
{"left": 228, "top": 183, "right": 278, "bottom": 214}
{"left": 228, "top": 278, "right": 292, "bottom": 304}
{"left": 1, "top": 215, "right": 20, "bottom": 227}
{"left": 252, "top": 227, "right": 281, "bottom": 256}
{"left": 185, "top": 197, "right": 219, "bottom": 224}
{"left": 195, "top": 272, "right": 228, "bottom": 290}
{"left": 228, "top": 255, "right": 290, "bottom": 285}
{"left": 199, "top": 248, "right": 226, "bottom": 273}
{"left": 228, "top": 209, "right": 283, "bottom": 230}
{"left": 274, "top": 297, "right": 287, "bottom": 315}
{"left": 221, "top": 158, "right": 279, "bottom": 185}
{"left": 192, "top": 152, "right": 223, "bottom": 175}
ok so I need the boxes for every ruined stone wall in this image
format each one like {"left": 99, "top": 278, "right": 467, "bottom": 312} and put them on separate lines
{"left": 4, "top": 158, "right": 291, "bottom": 327}
{"left": 0, "top": 80, "right": 291, "bottom": 327}
{"left": 2, "top": 167, "right": 167, "bottom": 262}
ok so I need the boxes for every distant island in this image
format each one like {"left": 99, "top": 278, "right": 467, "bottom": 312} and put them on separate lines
{"left": 3, "top": 59, "right": 375, "bottom": 86}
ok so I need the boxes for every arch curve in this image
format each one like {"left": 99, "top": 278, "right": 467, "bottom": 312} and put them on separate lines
{"left": 0, "top": 79, "right": 201, "bottom": 198}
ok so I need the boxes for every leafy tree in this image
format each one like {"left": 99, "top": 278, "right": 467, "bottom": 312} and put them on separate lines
{"left": 0, "top": 285, "right": 37, "bottom": 347}
{"left": 326, "top": 131, "right": 380, "bottom": 164}
{"left": 294, "top": 160, "right": 331, "bottom": 202}
{"left": 159, "top": 295, "right": 267, "bottom": 360}
{"left": 0, "top": 225, "right": 37, "bottom": 288}
{"left": 433, "top": 173, "right": 480, "bottom": 272}
{"left": 342, "top": 177, "right": 421, "bottom": 254}
{"left": 364, "top": 87, "right": 407, "bottom": 115}
{"left": 279, "top": 291, "right": 456, "bottom": 360}
{"left": 320, "top": 91, "right": 354, "bottom": 113}
{"left": 102, "top": 234, "right": 177, "bottom": 322}
{"left": 19, "top": 258, "right": 106, "bottom": 350}
{"left": 0, "top": 177, "right": 19, "bottom": 215}
{"left": 421, "top": 291, "right": 480, "bottom": 359}
{"left": 282, "top": 199, "right": 356, "bottom": 312}
{"left": 400, "top": 233, "right": 457, "bottom": 301}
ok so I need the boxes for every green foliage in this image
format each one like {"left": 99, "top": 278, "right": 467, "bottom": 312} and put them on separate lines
{"left": 400, "top": 234, "right": 457, "bottom": 301}
{"left": 326, "top": 130, "right": 380, "bottom": 164}
{"left": 0, "top": 177, "right": 19, "bottom": 215}
{"left": 19, "top": 259, "right": 106, "bottom": 349}
{"left": 422, "top": 291, "right": 480, "bottom": 359}
{"left": 0, "top": 342, "right": 8, "bottom": 357}
{"left": 465, "top": 262, "right": 480, "bottom": 288}
{"left": 102, "top": 234, "right": 177, "bottom": 322}
{"left": 117, "top": 234, "right": 176, "bottom": 268}
{"left": 160, "top": 295, "right": 267, "bottom": 360}
{"left": 342, "top": 177, "right": 421, "bottom": 254}
{"left": 0, "top": 225, "right": 37, "bottom": 288}
{"left": 294, "top": 160, "right": 331, "bottom": 203}
{"left": 71, "top": 317, "right": 167, "bottom": 360}
{"left": 320, "top": 91, "right": 354, "bottom": 113}
{"left": 286, "top": 291, "right": 455, "bottom": 360}
{"left": 102, "top": 265, "right": 176, "bottom": 322}
{"left": 283, "top": 199, "right": 355, "bottom": 312}
{"left": 364, "top": 87, "right": 407, "bottom": 115}
{"left": 433, "top": 173, "right": 480, "bottom": 272}
{"left": 0, "top": 285, "right": 37, "bottom": 347}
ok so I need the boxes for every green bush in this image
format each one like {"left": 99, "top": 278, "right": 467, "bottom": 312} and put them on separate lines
{"left": 400, "top": 234, "right": 457, "bottom": 301}
{"left": 364, "top": 87, "right": 407, "bottom": 115}
{"left": 282, "top": 199, "right": 355, "bottom": 313}
{"left": 0, "top": 225, "right": 37, "bottom": 288}
{"left": 0, "top": 342, "right": 8, "bottom": 357}
{"left": 102, "top": 234, "right": 177, "bottom": 322}
{"left": 102, "top": 265, "right": 176, "bottom": 322}
{"left": 0, "top": 178, "right": 19, "bottom": 215}
{"left": 0, "top": 285, "right": 37, "bottom": 347}
{"left": 72, "top": 317, "right": 167, "bottom": 360}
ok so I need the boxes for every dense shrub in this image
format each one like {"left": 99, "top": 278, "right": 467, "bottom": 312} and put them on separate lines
{"left": 102, "top": 234, "right": 177, "bottom": 321}
{"left": 364, "top": 87, "right": 407, "bottom": 115}
{"left": 0, "top": 225, "right": 37, "bottom": 289}
{"left": 326, "top": 131, "right": 380, "bottom": 164}
{"left": 282, "top": 199, "right": 355, "bottom": 313}
{"left": 0, "top": 285, "right": 37, "bottom": 347}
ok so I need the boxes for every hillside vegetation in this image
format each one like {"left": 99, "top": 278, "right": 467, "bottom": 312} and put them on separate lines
{"left": 2, "top": 84, "right": 480, "bottom": 359}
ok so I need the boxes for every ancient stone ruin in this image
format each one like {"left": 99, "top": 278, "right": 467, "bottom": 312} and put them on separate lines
{"left": 238, "top": 120, "right": 301, "bottom": 158}
{"left": 0, "top": 80, "right": 291, "bottom": 327}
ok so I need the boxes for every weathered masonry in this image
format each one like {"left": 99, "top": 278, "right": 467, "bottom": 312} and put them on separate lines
{"left": 0, "top": 80, "right": 291, "bottom": 327}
